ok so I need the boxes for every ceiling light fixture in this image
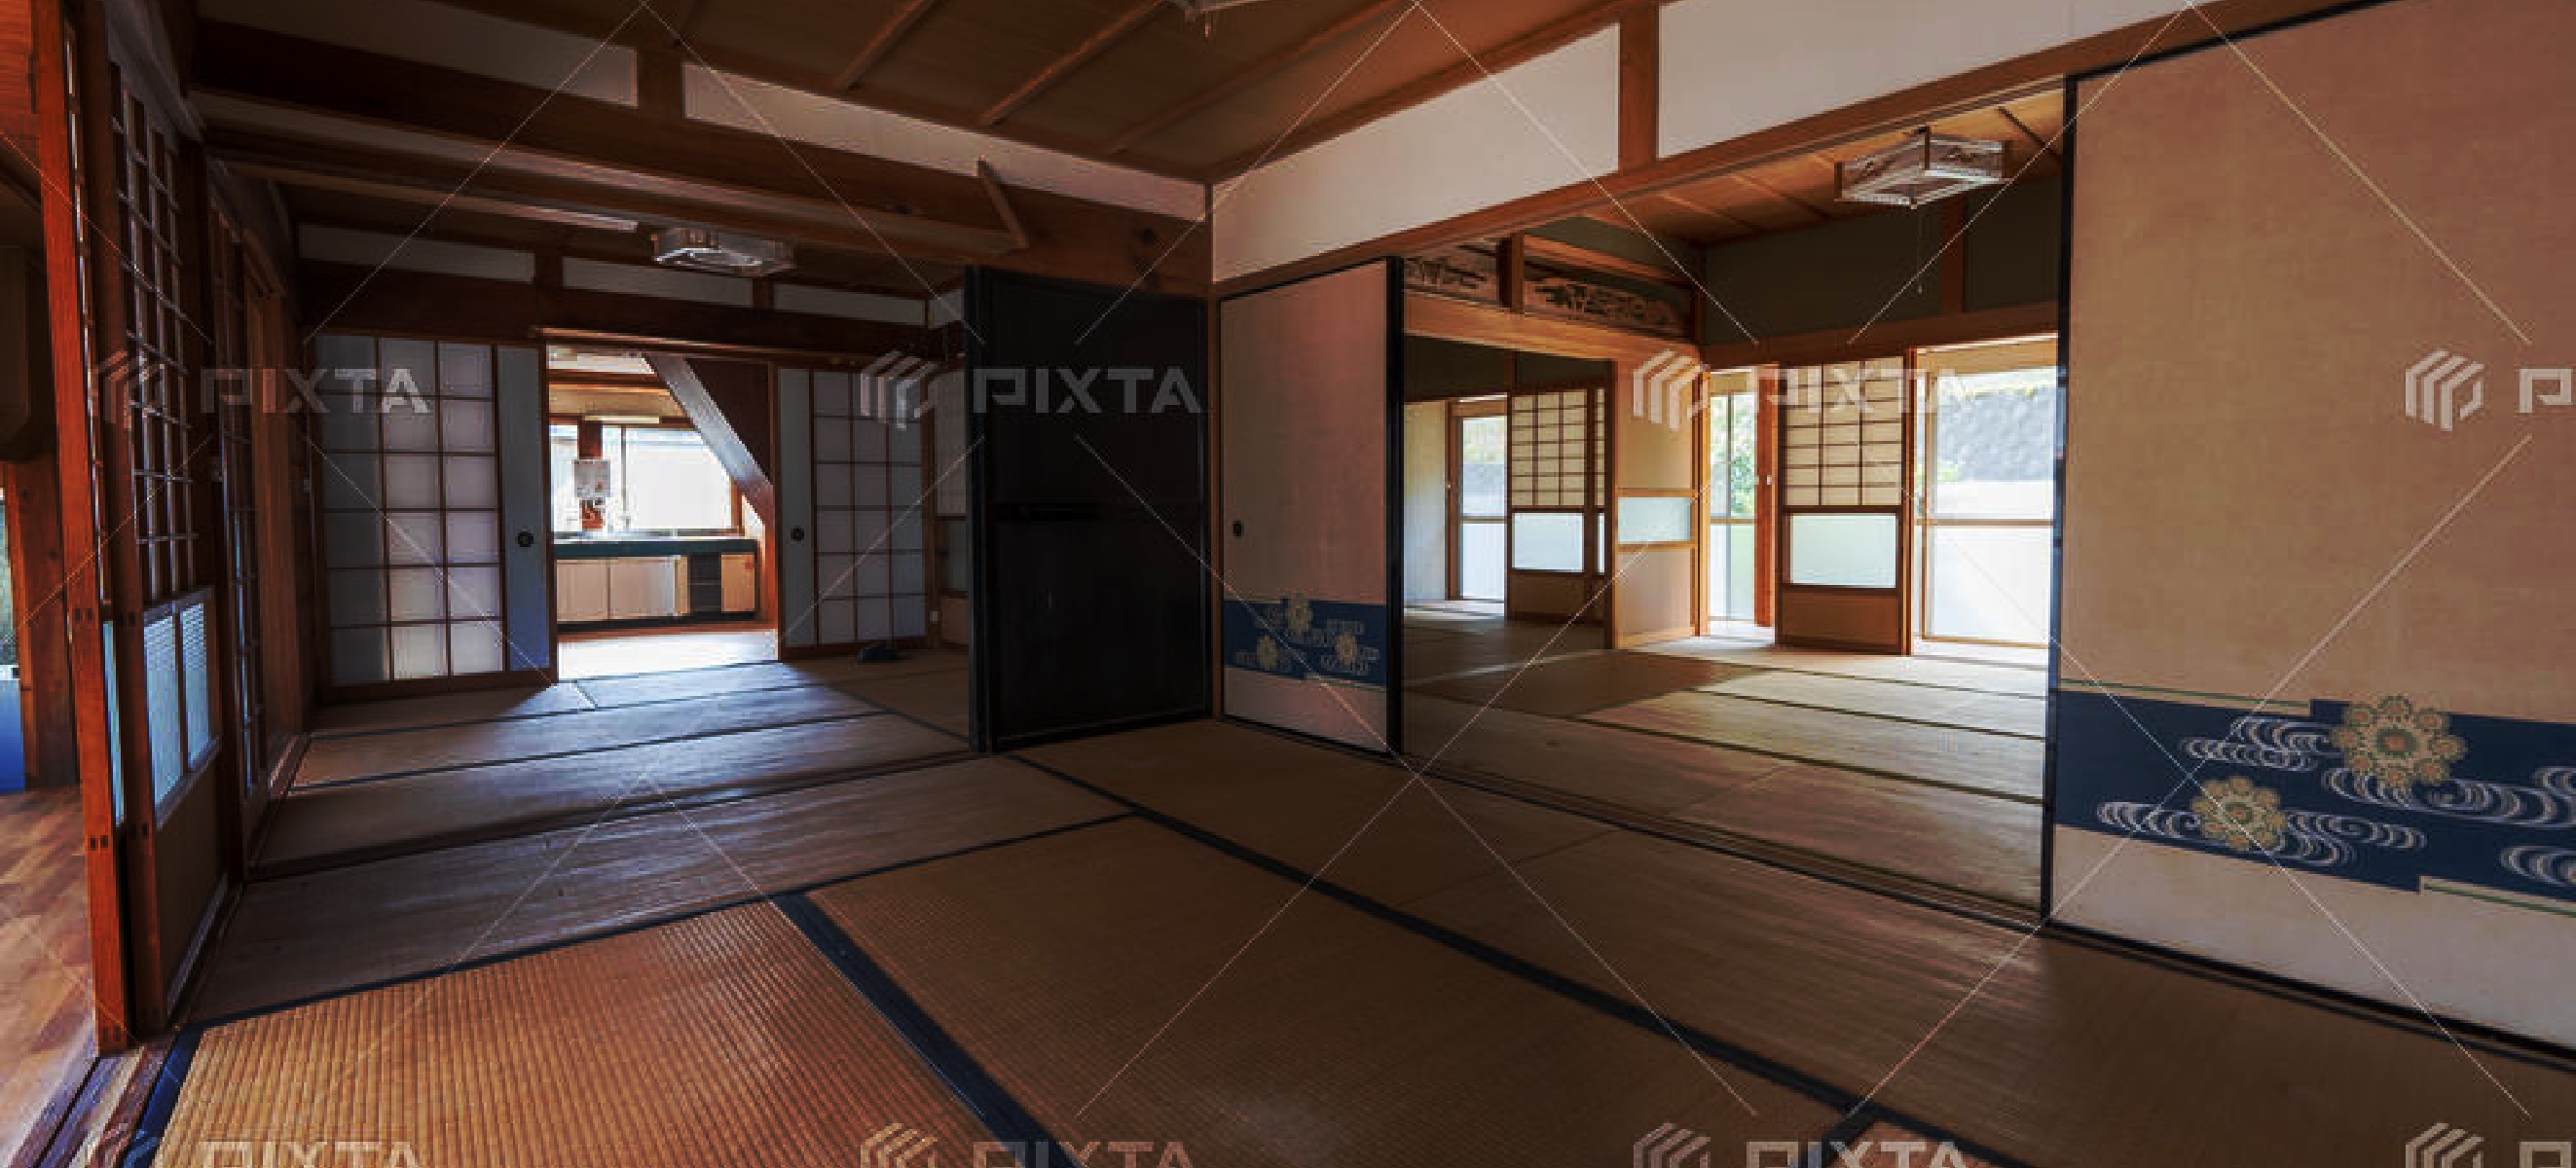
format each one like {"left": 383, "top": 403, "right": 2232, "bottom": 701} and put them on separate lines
{"left": 650, "top": 228, "right": 795, "bottom": 277}
{"left": 1837, "top": 129, "right": 2006, "bottom": 208}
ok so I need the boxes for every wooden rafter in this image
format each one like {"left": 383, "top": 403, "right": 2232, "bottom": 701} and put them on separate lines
{"left": 1735, "top": 172, "right": 1832, "bottom": 223}
{"left": 1104, "top": 0, "right": 1415, "bottom": 156}
{"left": 1655, "top": 190, "right": 1757, "bottom": 237}
{"left": 222, "top": 158, "right": 644, "bottom": 233}
{"left": 976, "top": 161, "right": 1030, "bottom": 250}
{"left": 982, "top": 0, "right": 1166, "bottom": 127}
{"left": 1997, "top": 105, "right": 2062, "bottom": 164}
{"left": 832, "top": 0, "right": 946, "bottom": 91}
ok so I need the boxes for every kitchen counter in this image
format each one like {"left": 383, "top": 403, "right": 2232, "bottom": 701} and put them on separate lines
{"left": 552, "top": 534, "right": 760, "bottom": 561}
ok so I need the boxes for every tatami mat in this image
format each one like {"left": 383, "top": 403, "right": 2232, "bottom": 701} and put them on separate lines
{"left": 1405, "top": 694, "right": 1788, "bottom": 814}
{"left": 1669, "top": 764, "right": 2042, "bottom": 906}
{"left": 1400, "top": 828, "right": 2576, "bottom": 1168}
{"left": 257, "top": 714, "right": 968, "bottom": 875}
{"left": 1026, "top": 720, "right": 1612, "bottom": 905}
{"left": 310, "top": 684, "right": 596, "bottom": 739}
{"left": 293, "top": 686, "right": 880, "bottom": 788}
{"left": 1707, "top": 671, "right": 2047, "bottom": 738}
{"left": 1642, "top": 639, "right": 2047, "bottom": 696}
{"left": 1411, "top": 651, "right": 1756, "bottom": 717}
{"left": 832, "top": 662, "right": 972, "bottom": 738}
{"left": 1586, "top": 692, "right": 2044, "bottom": 802}
{"left": 159, "top": 906, "right": 989, "bottom": 1168}
{"left": 1401, "top": 620, "right": 1601, "bottom": 681}
{"left": 807, "top": 819, "right": 1839, "bottom": 1167}
{"left": 199, "top": 758, "right": 1116, "bottom": 1020}
{"left": 569, "top": 657, "right": 913, "bottom": 709}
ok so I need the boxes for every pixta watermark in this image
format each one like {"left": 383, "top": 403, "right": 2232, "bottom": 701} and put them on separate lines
{"left": 1636, "top": 1123, "right": 1979, "bottom": 1168}
{"left": 2402, "top": 348, "right": 2573, "bottom": 432}
{"left": 185, "top": 1141, "right": 424, "bottom": 1167}
{"left": 2405, "top": 1122, "right": 2574, "bottom": 1168}
{"left": 865, "top": 1123, "right": 1197, "bottom": 1168}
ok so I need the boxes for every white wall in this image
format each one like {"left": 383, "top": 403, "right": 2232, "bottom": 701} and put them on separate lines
{"left": 1657, "top": 0, "right": 2186, "bottom": 159}
{"left": 1212, "top": 28, "right": 1620, "bottom": 282}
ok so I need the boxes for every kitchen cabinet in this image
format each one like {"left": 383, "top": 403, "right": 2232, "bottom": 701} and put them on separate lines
{"left": 720, "top": 554, "right": 756, "bottom": 614}
{"left": 557, "top": 561, "right": 609, "bottom": 623}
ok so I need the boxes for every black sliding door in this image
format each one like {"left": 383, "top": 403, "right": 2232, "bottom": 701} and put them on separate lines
{"left": 967, "top": 269, "right": 1211, "bottom": 750}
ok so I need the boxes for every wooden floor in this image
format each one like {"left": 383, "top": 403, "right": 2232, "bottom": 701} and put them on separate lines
{"left": 139, "top": 719, "right": 2576, "bottom": 1168}
{"left": 555, "top": 621, "right": 778, "bottom": 678}
{"left": 1399, "top": 618, "right": 2047, "bottom": 908}
{"left": 0, "top": 788, "right": 94, "bottom": 1167}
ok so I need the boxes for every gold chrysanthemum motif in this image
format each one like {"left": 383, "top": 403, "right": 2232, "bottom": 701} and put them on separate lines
{"left": 2192, "top": 776, "right": 2287, "bottom": 853}
{"left": 2331, "top": 695, "right": 2466, "bottom": 790}
{"left": 1284, "top": 597, "right": 1314, "bottom": 639}
{"left": 1254, "top": 637, "right": 1280, "bottom": 673}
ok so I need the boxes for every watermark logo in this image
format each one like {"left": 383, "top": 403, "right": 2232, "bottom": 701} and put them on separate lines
{"left": 2405, "top": 350, "right": 2485, "bottom": 431}
{"left": 1748, "top": 1137, "right": 1976, "bottom": 1167}
{"left": 96, "top": 347, "right": 433, "bottom": 417}
{"left": 2402, "top": 349, "right": 2574, "bottom": 432}
{"left": 862, "top": 353, "right": 938, "bottom": 429}
{"left": 1634, "top": 1122, "right": 1709, "bottom": 1168}
{"left": 864, "top": 1123, "right": 939, "bottom": 1168}
{"left": 970, "top": 367, "right": 1200, "bottom": 417}
{"left": 972, "top": 1141, "right": 1195, "bottom": 1167}
{"left": 2398, "top": 1123, "right": 2576, "bottom": 1168}
{"left": 190, "top": 1141, "right": 423, "bottom": 1167}
{"left": 1631, "top": 350, "right": 1707, "bottom": 431}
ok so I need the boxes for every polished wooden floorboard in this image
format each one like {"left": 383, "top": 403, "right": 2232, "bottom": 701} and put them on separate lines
{"left": 0, "top": 789, "right": 94, "bottom": 1166}
{"left": 196, "top": 757, "right": 1117, "bottom": 1020}
{"left": 555, "top": 622, "right": 777, "bottom": 678}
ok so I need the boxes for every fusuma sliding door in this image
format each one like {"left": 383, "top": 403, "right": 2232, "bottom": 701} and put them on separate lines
{"left": 968, "top": 270, "right": 1210, "bottom": 750}
{"left": 1217, "top": 261, "right": 1401, "bottom": 752}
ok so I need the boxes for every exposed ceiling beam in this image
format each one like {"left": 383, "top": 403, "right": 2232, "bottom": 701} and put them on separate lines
{"left": 980, "top": 0, "right": 1165, "bottom": 127}
{"left": 832, "top": 0, "right": 946, "bottom": 91}
{"left": 394, "top": 0, "right": 1202, "bottom": 181}
{"left": 1996, "top": 106, "right": 2062, "bottom": 164}
{"left": 205, "top": 122, "right": 1021, "bottom": 261}
{"left": 1735, "top": 173, "right": 1832, "bottom": 223}
{"left": 1654, "top": 191, "right": 1756, "bottom": 237}
{"left": 976, "top": 162, "right": 1030, "bottom": 250}
{"left": 1104, "top": 0, "right": 1416, "bottom": 156}
{"left": 223, "top": 158, "right": 644, "bottom": 234}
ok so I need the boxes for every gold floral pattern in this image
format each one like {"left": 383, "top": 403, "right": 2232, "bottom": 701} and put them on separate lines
{"left": 1284, "top": 597, "right": 1314, "bottom": 639}
{"left": 2332, "top": 695, "right": 2467, "bottom": 790}
{"left": 1254, "top": 637, "right": 1280, "bottom": 674}
{"left": 2192, "top": 776, "right": 2287, "bottom": 853}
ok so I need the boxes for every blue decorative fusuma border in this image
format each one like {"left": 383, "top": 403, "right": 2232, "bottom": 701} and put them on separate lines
{"left": 2055, "top": 689, "right": 2576, "bottom": 904}
{"left": 1221, "top": 596, "right": 1390, "bottom": 689}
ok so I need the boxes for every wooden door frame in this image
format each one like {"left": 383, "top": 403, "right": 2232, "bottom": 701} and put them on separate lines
{"left": 1771, "top": 353, "right": 1915, "bottom": 654}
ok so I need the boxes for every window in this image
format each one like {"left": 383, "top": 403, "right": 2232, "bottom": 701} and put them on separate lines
{"left": 1706, "top": 375, "right": 1759, "bottom": 622}
{"left": 552, "top": 423, "right": 739, "bottom": 534}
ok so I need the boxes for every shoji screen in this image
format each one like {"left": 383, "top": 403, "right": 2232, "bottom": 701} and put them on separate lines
{"left": 313, "top": 336, "right": 544, "bottom": 687}
{"left": 803, "top": 368, "right": 929, "bottom": 647}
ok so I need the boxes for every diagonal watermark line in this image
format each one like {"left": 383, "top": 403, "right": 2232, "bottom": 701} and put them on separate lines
{"left": 2178, "top": 4, "right": 2530, "bottom": 347}
{"left": 1073, "top": 2, "right": 1425, "bottom": 347}
{"left": 301, "top": 0, "right": 656, "bottom": 344}
{"left": 1856, "top": 434, "right": 2536, "bottom": 1119}
{"left": 261, "top": 409, "right": 983, "bottom": 1135}
{"left": 1068, "top": 432, "right": 1761, "bottom": 1120}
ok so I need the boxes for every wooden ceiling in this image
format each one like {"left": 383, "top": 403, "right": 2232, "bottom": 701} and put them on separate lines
{"left": 1607, "top": 91, "right": 2068, "bottom": 245}
{"left": 422, "top": 0, "right": 1638, "bottom": 178}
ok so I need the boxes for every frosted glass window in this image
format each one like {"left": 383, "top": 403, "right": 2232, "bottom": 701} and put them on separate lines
{"left": 1708, "top": 524, "right": 1756, "bottom": 622}
{"left": 446, "top": 566, "right": 502, "bottom": 620}
{"left": 450, "top": 622, "right": 505, "bottom": 675}
{"left": 333, "top": 628, "right": 387, "bottom": 684}
{"left": 445, "top": 456, "right": 498, "bottom": 509}
{"left": 1616, "top": 496, "right": 1694, "bottom": 546}
{"left": 180, "top": 602, "right": 213, "bottom": 765}
{"left": 1512, "top": 513, "right": 1586, "bottom": 571}
{"left": 1458, "top": 522, "right": 1505, "bottom": 601}
{"left": 1925, "top": 527, "right": 2054, "bottom": 644}
{"left": 441, "top": 400, "right": 496, "bottom": 452}
{"left": 385, "top": 514, "right": 443, "bottom": 565}
{"left": 145, "top": 612, "right": 182, "bottom": 802}
{"left": 384, "top": 455, "right": 440, "bottom": 509}
{"left": 390, "top": 624, "right": 446, "bottom": 679}
{"left": 382, "top": 407, "right": 439, "bottom": 452}
{"left": 1788, "top": 513, "right": 1898, "bottom": 588}
{"left": 386, "top": 568, "right": 446, "bottom": 621}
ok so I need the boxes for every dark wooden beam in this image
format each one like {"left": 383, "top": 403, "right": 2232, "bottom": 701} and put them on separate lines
{"left": 981, "top": 0, "right": 1164, "bottom": 127}
{"left": 392, "top": 0, "right": 1203, "bottom": 181}
{"left": 1617, "top": 4, "right": 1658, "bottom": 171}
{"left": 1522, "top": 235, "right": 1691, "bottom": 287}
{"left": 832, "top": 0, "right": 945, "bottom": 91}
{"left": 221, "top": 157, "right": 644, "bottom": 234}
{"left": 1105, "top": 0, "right": 1415, "bottom": 156}
{"left": 299, "top": 261, "right": 934, "bottom": 354}
{"left": 192, "top": 22, "right": 1209, "bottom": 289}
{"left": 976, "top": 162, "right": 1029, "bottom": 251}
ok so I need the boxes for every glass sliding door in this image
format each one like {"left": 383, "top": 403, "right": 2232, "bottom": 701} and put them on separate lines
{"left": 1775, "top": 357, "right": 1910, "bottom": 652}
{"left": 1705, "top": 374, "right": 1759, "bottom": 624}
{"left": 1915, "top": 338, "right": 2061, "bottom": 648}
{"left": 1453, "top": 407, "right": 1506, "bottom": 602}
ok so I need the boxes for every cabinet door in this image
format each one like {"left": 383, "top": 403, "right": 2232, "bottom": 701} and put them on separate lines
{"left": 607, "top": 559, "right": 677, "bottom": 619}
{"left": 558, "top": 561, "right": 609, "bottom": 622}
{"left": 720, "top": 554, "right": 756, "bottom": 613}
